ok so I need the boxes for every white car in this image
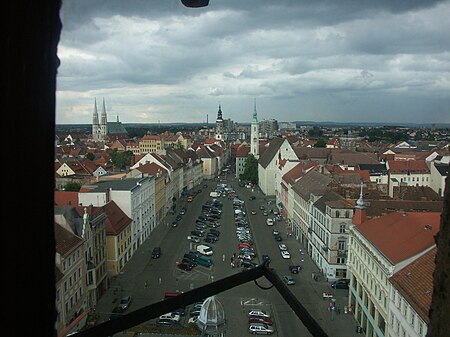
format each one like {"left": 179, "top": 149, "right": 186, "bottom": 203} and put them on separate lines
{"left": 278, "top": 243, "right": 287, "bottom": 251}
{"left": 266, "top": 218, "right": 274, "bottom": 226}
{"left": 159, "top": 312, "right": 181, "bottom": 322}
{"left": 187, "top": 235, "right": 200, "bottom": 243}
{"left": 281, "top": 250, "right": 291, "bottom": 259}
{"left": 248, "top": 309, "right": 271, "bottom": 318}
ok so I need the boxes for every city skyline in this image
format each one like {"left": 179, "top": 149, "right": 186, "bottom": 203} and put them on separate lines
{"left": 56, "top": 0, "right": 450, "bottom": 125}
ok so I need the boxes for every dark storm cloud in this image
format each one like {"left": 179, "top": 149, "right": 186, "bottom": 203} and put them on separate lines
{"left": 56, "top": 0, "right": 450, "bottom": 124}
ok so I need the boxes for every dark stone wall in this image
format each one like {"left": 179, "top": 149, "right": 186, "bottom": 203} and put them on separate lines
{"left": 6, "top": 1, "right": 61, "bottom": 336}
{"left": 426, "top": 172, "right": 450, "bottom": 337}
{"left": 4, "top": 1, "right": 448, "bottom": 337}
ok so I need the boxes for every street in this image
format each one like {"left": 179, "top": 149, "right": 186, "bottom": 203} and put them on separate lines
{"left": 94, "top": 173, "right": 362, "bottom": 336}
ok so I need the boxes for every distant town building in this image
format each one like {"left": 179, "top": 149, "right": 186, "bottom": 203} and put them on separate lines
{"left": 92, "top": 98, "right": 128, "bottom": 142}
{"left": 259, "top": 118, "right": 279, "bottom": 138}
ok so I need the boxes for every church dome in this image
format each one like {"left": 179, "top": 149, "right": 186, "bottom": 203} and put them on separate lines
{"left": 196, "top": 296, "right": 227, "bottom": 336}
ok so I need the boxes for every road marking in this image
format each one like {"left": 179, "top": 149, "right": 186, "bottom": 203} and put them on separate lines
{"left": 241, "top": 298, "right": 264, "bottom": 306}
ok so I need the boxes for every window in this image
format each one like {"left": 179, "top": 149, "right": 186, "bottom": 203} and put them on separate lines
{"left": 340, "top": 224, "right": 346, "bottom": 233}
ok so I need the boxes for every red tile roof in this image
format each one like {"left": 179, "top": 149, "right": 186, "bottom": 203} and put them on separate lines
{"left": 387, "top": 159, "right": 430, "bottom": 174}
{"left": 389, "top": 247, "right": 436, "bottom": 323}
{"left": 236, "top": 145, "right": 250, "bottom": 158}
{"left": 54, "top": 191, "right": 79, "bottom": 206}
{"left": 356, "top": 211, "right": 440, "bottom": 264}
{"left": 54, "top": 222, "right": 83, "bottom": 255}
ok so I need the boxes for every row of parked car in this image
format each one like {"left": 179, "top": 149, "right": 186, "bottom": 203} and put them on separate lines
{"left": 178, "top": 198, "right": 224, "bottom": 271}
{"left": 233, "top": 197, "right": 260, "bottom": 270}
{"left": 247, "top": 309, "right": 275, "bottom": 335}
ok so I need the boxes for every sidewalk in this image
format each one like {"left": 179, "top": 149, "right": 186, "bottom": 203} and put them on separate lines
{"left": 95, "top": 209, "right": 176, "bottom": 323}
{"left": 279, "top": 215, "right": 362, "bottom": 337}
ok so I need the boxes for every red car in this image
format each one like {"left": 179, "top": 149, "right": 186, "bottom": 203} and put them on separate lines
{"left": 238, "top": 243, "right": 254, "bottom": 250}
{"left": 249, "top": 316, "right": 273, "bottom": 325}
{"left": 177, "top": 262, "right": 194, "bottom": 271}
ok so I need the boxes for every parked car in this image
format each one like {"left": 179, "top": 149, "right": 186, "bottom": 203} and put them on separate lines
{"left": 289, "top": 265, "right": 301, "bottom": 274}
{"left": 109, "top": 306, "right": 124, "bottom": 320}
{"left": 249, "top": 316, "right": 273, "bottom": 325}
{"left": 331, "top": 279, "right": 350, "bottom": 289}
{"left": 272, "top": 229, "right": 279, "bottom": 235}
{"left": 151, "top": 247, "right": 161, "bottom": 259}
{"left": 283, "top": 275, "right": 295, "bottom": 285}
{"left": 181, "top": 258, "right": 197, "bottom": 267}
{"left": 209, "top": 229, "right": 220, "bottom": 236}
{"left": 262, "top": 210, "right": 268, "bottom": 216}
{"left": 248, "top": 323, "right": 275, "bottom": 335}
{"left": 238, "top": 243, "right": 254, "bottom": 250}
{"left": 262, "top": 255, "right": 271, "bottom": 263}
{"left": 185, "top": 251, "right": 201, "bottom": 260}
{"left": 171, "top": 221, "right": 178, "bottom": 227}
{"left": 203, "top": 237, "right": 216, "bottom": 244}
{"left": 118, "top": 296, "right": 132, "bottom": 311}
{"left": 274, "top": 235, "right": 282, "bottom": 242}
{"left": 189, "top": 308, "right": 202, "bottom": 317}
{"left": 177, "top": 262, "right": 194, "bottom": 271}
{"left": 281, "top": 250, "right": 291, "bottom": 259}
{"left": 248, "top": 309, "right": 271, "bottom": 319}
{"left": 238, "top": 253, "right": 254, "bottom": 261}
{"left": 242, "top": 261, "right": 259, "bottom": 270}
{"left": 266, "top": 218, "right": 274, "bottom": 226}
{"left": 187, "top": 235, "right": 200, "bottom": 243}
{"left": 159, "top": 312, "right": 181, "bottom": 322}
{"left": 249, "top": 196, "right": 256, "bottom": 200}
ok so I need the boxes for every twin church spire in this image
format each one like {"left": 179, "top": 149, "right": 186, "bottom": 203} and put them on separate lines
{"left": 92, "top": 98, "right": 108, "bottom": 142}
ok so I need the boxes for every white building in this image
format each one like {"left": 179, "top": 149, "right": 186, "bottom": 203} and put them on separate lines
{"left": 347, "top": 201, "right": 440, "bottom": 337}
{"left": 78, "top": 176, "right": 156, "bottom": 255}
{"left": 388, "top": 248, "right": 436, "bottom": 337}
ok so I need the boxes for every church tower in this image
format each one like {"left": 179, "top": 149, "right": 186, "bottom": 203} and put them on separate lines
{"left": 100, "top": 97, "right": 108, "bottom": 141}
{"left": 92, "top": 97, "right": 110, "bottom": 142}
{"left": 250, "top": 98, "right": 259, "bottom": 158}
{"left": 92, "top": 98, "right": 101, "bottom": 142}
{"left": 353, "top": 182, "right": 367, "bottom": 226}
{"left": 215, "top": 104, "right": 224, "bottom": 140}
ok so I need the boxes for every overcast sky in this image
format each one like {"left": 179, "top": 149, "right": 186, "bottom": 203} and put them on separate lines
{"left": 56, "top": 0, "right": 450, "bottom": 125}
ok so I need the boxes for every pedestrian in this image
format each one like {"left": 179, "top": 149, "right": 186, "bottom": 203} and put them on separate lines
{"left": 222, "top": 254, "right": 225, "bottom": 262}
{"left": 144, "top": 281, "right": 148, "bottom": 288}
{"left": 159, "top": 277, "right": 162, "bottom": 285}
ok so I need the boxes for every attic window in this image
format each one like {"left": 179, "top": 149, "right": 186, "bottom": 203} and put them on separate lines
{"left": 424, "top": 224, "right": 433, "bottom": 230}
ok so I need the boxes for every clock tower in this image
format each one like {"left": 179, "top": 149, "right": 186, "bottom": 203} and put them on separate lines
{"left": 250, "top": 98, "right": 259, "bottom": 159}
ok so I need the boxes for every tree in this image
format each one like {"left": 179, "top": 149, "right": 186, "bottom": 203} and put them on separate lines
{"left": 308, "top": 126, "right": 323, "bottom": 138}
{"left": 64, "top": 181, "right": 83, "bottom": 192}
{"left": 86, "top": 152, "right": 95, "bottom": 161}
{"left": 108, "top": 149, "right": 134, "bottom": 170}
{"left": 240, "top": 154, "right": 258, "bottom": 184}
{"left": 314, "top": 139, "right": 327, "bottom": 148}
